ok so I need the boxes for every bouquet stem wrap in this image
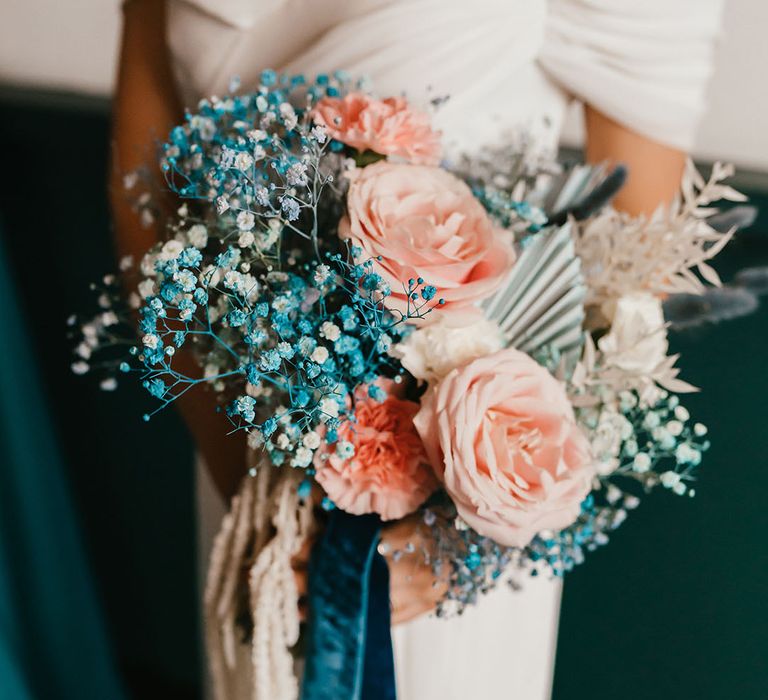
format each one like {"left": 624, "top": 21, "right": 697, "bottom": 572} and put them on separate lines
{"left": 302, "top": 511, "right": 396, "bottom": 700}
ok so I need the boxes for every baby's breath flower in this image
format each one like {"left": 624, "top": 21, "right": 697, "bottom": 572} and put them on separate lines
{"left": 236, "top": 211, "right": 255, "bottom": 231}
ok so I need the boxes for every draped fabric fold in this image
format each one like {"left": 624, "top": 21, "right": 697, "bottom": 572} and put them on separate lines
{"left": 541, "top": 0, "right": 726, "bottom": 150}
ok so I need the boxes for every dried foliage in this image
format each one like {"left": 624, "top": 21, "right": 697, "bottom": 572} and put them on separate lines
{"left": 573, "top": 160, "right": 745, "bottom": 328}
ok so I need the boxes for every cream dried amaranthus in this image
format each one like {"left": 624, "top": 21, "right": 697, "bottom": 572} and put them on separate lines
{"left": 573, "top": 160, "right": 744, "bottom": 328}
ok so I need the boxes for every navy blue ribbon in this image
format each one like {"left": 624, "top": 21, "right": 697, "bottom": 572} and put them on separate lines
{"left": 301, "top": 511, "right": 396, "bottom": 700}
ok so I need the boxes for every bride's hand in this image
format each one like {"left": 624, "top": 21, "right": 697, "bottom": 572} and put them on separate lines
{"left": 292, "top": 513, "right": 446, "bottom": 626}
{"left": 381, "top": 514, "right": 447, "bottom": 626}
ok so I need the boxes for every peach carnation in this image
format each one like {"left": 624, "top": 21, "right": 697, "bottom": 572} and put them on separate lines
{"left": 314, "top": 388, "right": 438, "bottom": 521}
{"left": 414, "top": 348, "right": 595, "bottom": 547}
{"left": 338, "top": 161, "right": 515, "bottom": 318}
{"left": 312, "top": 93, "right": 441, "bottom": 165}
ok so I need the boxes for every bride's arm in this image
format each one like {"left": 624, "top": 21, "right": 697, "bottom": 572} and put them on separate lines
{"left": 584, "top": 105, "right": 687, "bottom": 216}
{"left": 112, "top": 0, "right": 246, "bottom": 500}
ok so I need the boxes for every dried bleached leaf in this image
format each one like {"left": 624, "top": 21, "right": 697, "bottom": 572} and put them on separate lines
{"left": 572, "top": 160, "right": 742, "bottom": 329}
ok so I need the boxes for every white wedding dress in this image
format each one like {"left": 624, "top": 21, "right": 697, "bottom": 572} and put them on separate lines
{"left": 166, "top": 1, "right": 723, "bottom": 697}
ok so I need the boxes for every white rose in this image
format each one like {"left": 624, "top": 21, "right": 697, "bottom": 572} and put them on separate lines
{"left": 598, "top": 292, "right": 668, "bottom": 376}
{"left": 391, "top": 313, "right": 503, "bottom": 383}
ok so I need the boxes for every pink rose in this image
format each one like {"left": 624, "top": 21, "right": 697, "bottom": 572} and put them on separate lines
{"left": 313, "top": 93, "right": 441, "bottom": 165}
{"left": 338, "top": 161, "right": 515, "bottom": 318}
{"left": 414, "top": 349, "right": 594, "bottom": 547}
{"left": 314, "top": 388, "right": 438, "bottom": 521}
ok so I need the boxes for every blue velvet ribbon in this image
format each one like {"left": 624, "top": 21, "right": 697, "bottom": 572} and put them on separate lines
{"left": 301, "top": 510, "right": 396, "bottom": 700}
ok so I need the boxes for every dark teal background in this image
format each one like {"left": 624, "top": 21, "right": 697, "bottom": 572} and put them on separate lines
{"left": 0, "top": 91, "right": 765, "bottom": 699}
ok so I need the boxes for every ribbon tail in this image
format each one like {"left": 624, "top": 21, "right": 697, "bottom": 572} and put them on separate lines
{"left": 301, "top": 511, "right": 396, "bottom": 700}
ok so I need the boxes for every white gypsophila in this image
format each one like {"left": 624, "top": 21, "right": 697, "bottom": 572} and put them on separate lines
{"left": 75, "top": 342, "right": 92, "bottom": 360}
{"left": 100, "top": 378, "right": 118, "bottom": 391}
{"left": 257, "top": 226, "right": 280, "bottom": 251}
{"left": 123, "top": 172, "right": 138, "bottom": 190}
{"left": 223, "top": 270, "right": 242, "bottom": 290}
{"left": 633, "top": 452, "right": 651, "bottom": 472}
{"left": 311, "top": 346, "right": 330, "bottom": 365}
{"left": 188, "top": 224, "right": 208, "bottom": 248}
{"left": 235, "top": 152, "right": 254, "bottom": 171}
{"left": 247, "top": 129, "right": 267, "bottom": 142}
{"left": 302, "top": 431, "right": 321, "bottom": 450}
{"left": 101, "top": 311, "right": 119, "bottom": 327}
{"left": 138, "top": 278, "right": 155, "bottom": 299}
{"left": 313, "top": 264, "right": 331, "bottom": 285}
{"left": 255, "top": 186, "right": 270, "bottom": 206}
{"left": 598, "top": 292, "right": 668, "bottom": 376}
{"left": 247, "top": 431, "right": 264, "bottom": 450}
{"left": 245, "top": 382, "right": 269, "bottom": 399}
{"left": 216, "top": 196, "right": 230, "bottom": 214}
{"left": 237, "top": 211, "right": 255, "bottom": 231}
{"left": 292, "top": 446, "right": 313, "bottom": 468}
{"left": 280, "top": 103, "right": 298, "bottom": 131}
{"left": 276, "top": 434, "right": 291, "bottom": 450}
{"left": 71, "top": 361, "right": 89, "bottom": 375}
{"left": 238, "top": 231, "right": 255, "bottom": 247}
{"left": 190, "top": 115, "right": 216, "bottom": 140}
{"left": 311, "top": 125, "right": 327, "bottom": 143}
{"left": 591, "top": 407, "right": 633, "bottom": 476}
{"left": 319, "top": 397, "right": 339, "bottom": 421}
{"left": 140, "top": 209, "right": 154, "bottom": 228}
{"left": 319, "top": 322, "right": 341, "bottom": 342}
{"left": 159, "top": 239, "right": 184, "bottom": 261}
{"left": 140, "top": 253, "right": 157, "bottom": 276}
{"left": 391, "top": 314, "right": 504, "bottom": 383}
{"left": 142, "top": 333, "right": 159, "bottom": 349}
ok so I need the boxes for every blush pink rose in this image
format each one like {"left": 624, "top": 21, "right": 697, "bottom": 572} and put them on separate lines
{"left": 338, "top": 161, "right": 515, "bottom": 318}
{"left": 413, "top": 348, "right": 595, "bottom": 547}
{"left": 314, "top": 388, "right": 438, "bottom": 521}
{"left": 313, "top": 93, "right": 441, "bottom": 165}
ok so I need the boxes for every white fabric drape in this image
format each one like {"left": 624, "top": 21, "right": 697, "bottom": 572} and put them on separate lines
{"left": 541, "top": 0, "right": 725, "bottom": 149}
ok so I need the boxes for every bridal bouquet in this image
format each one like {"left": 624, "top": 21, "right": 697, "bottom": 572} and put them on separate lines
{"left": 74, "top": 71, "right": 742, "bottom": 699}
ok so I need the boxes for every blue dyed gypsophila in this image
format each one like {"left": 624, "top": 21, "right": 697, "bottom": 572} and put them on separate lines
{"left": 73, "top": 70, "right": 443, "bottom": 479}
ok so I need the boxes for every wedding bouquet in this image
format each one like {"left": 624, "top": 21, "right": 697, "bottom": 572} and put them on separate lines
{"left": 73, "top": 71, "right": 743, "bottom": 699}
